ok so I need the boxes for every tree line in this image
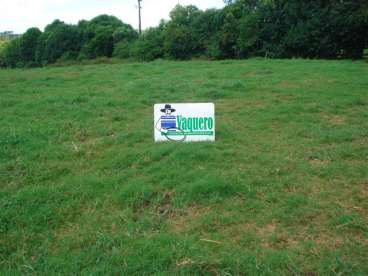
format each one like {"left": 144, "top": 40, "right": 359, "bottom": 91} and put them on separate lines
{"left": 1, "top": 0, "right": 367, "bottom": 68}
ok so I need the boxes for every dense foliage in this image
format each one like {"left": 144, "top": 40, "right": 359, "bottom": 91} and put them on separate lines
{"left": 1, "top": 0, "right": 367, "bottom": 67}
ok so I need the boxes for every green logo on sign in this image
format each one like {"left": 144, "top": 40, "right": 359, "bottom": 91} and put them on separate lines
{"left": 161, "top": 115, "right": 214, "bottom": 136}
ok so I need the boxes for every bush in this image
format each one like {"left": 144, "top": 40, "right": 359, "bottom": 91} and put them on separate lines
{"left": 113, "top": 41, "right": 132, "bottom": 59}
{"left": 113, "top": 24, "right": 138, "bottom": 43}
{"left": 79, "top": 15, "right": 130, "bottom": 59}
{"left": 2, "top": 38, "right": 21, "bottom": 68}
{"left": 131, "top": 27, "right": 165, "bottom": 61}
{"left": 0, "top": 40, "right": 9, "bottom": 67}
{"left": 205, "top": 37, "right": 222, "bottom": 59}
{"left": 163, "top": 5, "right": 202, "bottom": 59}
{"left": 19, "top": 28, "right": 42, "bottom": 64}
{"left": 88, "top": 26, "right": 115, "bottom": 58}
{"left": 36, "top": 21, "right": 82, "bottom": 65}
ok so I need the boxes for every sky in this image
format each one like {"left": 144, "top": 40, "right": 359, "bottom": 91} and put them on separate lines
{"left": 1, "top": 0, "right": 226, "bottom": 34}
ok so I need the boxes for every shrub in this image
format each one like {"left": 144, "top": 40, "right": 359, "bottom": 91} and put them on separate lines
{"left": 131, "top": 27, "right": 165, "bottom": 61}
{"left": 2, "top": 38, "right": 21, "bottom": 68}
{"left": 19, "top": 28, "right": 42, "bottom": 64}
{"left": 113, "top": 41, "right": 132, "bottom": 59}
{"left": 36, "top": 21, "right": 82, "bottom": 65}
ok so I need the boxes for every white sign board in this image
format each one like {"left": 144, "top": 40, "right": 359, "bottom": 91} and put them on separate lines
{"left": 154, "top": 103, "right": 215, "bottom": 142}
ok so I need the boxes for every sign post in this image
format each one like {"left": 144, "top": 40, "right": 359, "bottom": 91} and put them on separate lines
{"left": 154, "top": 103, "right": 215, "bottom": 142}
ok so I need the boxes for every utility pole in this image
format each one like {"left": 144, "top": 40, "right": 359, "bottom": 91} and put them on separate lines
{"left": 138, "top": 0, "right": 142, "bottom": 35}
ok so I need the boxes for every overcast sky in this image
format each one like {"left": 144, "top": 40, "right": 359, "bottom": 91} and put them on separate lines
{"left": 1, "top": 0, "right": 225, "bottom": 34}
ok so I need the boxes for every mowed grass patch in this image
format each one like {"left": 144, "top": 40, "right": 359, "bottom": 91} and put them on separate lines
{"left": 0, "top": 59, "right": 367, "bottom": 274}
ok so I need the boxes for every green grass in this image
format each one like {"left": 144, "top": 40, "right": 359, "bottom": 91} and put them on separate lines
{"left": 0, "top": 59, "right": 367, "bottom": 274}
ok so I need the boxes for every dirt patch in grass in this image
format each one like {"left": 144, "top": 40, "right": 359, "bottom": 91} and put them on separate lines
{"left": 217, "top": 222, "right": 255, "bottom": 242}
{"left": 214, "top": 221, "right": 301, "bottom": 249}
{"left": 307, "top": 157, "right": 330, "bottom": 167}
{"left": 243, "top": 71, "right": 258, "bottom": 77}
{"left": 314, "top": 233, "right": 343, "bottom": 247}
{"left": 352, "top": 137, "right": 368, "bottom": 146}
{"left": 154, "top": 191, "right": 176, "bottom": 219}
{"left": 328, "top": 115, "right": 346, "bottom": 125}
{"left": 361, "top": 183, "right": 368, "bottom": 197}
{"left": 277, "top": 81, "right": 301, "bottom": 89}
{"left": 261, "top": 224, "right": 345, "bottom": 250}
{"left": 169, "top": 206, "right": 211, "bottom": 233}
{"left": 257, "top": 223, "right": 277, "bottom": 236}
{"left": 321, "top": 114, "right": 346, "bottom": 126}
{"left": 54, "top": 222, "right": 84, "bottom": 242}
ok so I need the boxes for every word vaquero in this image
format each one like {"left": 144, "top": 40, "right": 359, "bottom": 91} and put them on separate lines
{"left": 176, "top": 116, "right": 214, "bottom": 133}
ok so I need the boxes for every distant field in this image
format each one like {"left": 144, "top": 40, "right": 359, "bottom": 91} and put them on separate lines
{"left": 0, "top": 59, "right": 367, "bottom": 274}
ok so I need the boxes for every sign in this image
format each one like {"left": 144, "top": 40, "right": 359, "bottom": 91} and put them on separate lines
{"left": 154, "top": 103, "right": 215, "bottom": 142}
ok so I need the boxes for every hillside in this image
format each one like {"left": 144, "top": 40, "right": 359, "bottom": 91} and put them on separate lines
{"left": 0, "top": 59, "right": 367, "bottom": 274}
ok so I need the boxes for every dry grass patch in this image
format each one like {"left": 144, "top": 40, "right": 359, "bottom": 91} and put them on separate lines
{"left": 323, "top": 114, "right": 346, "bottom": 126}
{"left": 277, "top": 81, "right": 301, "bottom": 89}
{"left": 307, "top": 157, "right": 330, "bottom": 167}
{"left": 361, "top": 182, "right": 368, "bottom": 198}
{"left": 169, "top": 206, "right": 211, "bottom": 233}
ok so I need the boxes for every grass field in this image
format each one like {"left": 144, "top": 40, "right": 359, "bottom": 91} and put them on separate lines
{"left": 0, "top": 59, "right": 367, "bottom": 274}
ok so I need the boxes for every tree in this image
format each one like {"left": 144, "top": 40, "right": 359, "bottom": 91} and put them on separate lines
{"left": 113, "top": 24, "right": 138, "bottom": 43}
{"left": 89, "top": 15, "right": 124, "bottom": 29}
{"left": 237, "top": 12, "right": 261, "bottom": 58}
{"left": 132, "top": 25, "right": 165, "bottom": 61}
{"left": 78, "top": 15, "right": 133, "bottom": 59}
{"left": 191, "top": 9, "right": 223, "bottom": 58}
{"left": 18, "top": 28, "right": 42, "bottom": 65}
{"left": 164, "top": 5, "right": 202, "bottom": 59}
{"left": 332, "top": 0, "right": 368, "bottom": 58}
{"left": 2, "top": 38, "right": 21, "bottom": 67}
{"left": 219, "top": 11, "right": 239, "bottom": 58}
{"left": 37, "top": 21, "right": 82, "bottom": 64}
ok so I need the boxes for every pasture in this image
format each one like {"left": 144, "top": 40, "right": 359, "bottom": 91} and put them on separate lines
{"left": 0, "top": 59, "right": 367, "bottom": 274}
